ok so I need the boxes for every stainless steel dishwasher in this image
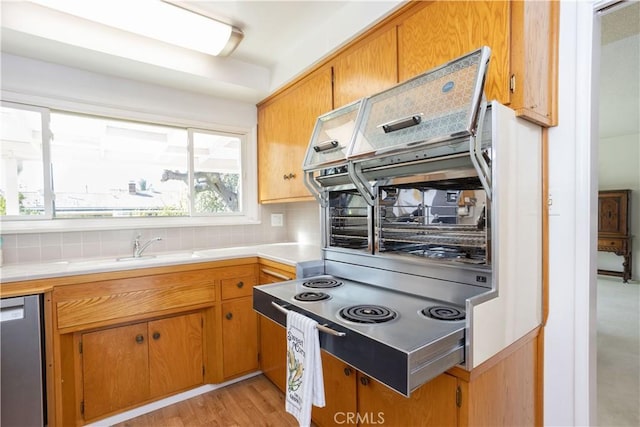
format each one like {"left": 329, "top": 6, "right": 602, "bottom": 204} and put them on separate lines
{"left": 1, "top": 295, "right": 45, "bottom": 427}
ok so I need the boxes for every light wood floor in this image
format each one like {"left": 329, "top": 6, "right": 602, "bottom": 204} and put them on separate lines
{"left": 114, "top": 375, "right": 300, "bottom": 427}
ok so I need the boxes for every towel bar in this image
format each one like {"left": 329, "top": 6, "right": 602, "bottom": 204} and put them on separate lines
{"left": 271, "top": 302, "right": 346, "bottom": 337}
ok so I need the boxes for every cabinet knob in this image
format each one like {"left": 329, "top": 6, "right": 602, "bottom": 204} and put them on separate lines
{"left": 359, "top": 376, "right": 370, "bottom": 386}
{"left": 236, "top": 281, "right": 244, "bottom": 288}
{"left": 135, "top": 334, "right": 144, "bottom": 344}
{"left": 288, "top": 173, "right": 296, "bottom": 179}
{"left": 225, "top": 312, "right": 233, "bottom": 320}
{"left": 283, "top": 174, "right": 289, "bottom": 180}
{"left": 152, "top": 332, "right": 161, "bottom": 340}
{"left": 343, "top": 367, "right": 353, "bottom": 377}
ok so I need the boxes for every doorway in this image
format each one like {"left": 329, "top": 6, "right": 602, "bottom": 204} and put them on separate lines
{"left": 595, "top": 1, "right": 639, "bottom": 425}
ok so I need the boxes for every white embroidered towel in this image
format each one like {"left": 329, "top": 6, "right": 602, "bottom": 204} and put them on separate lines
{"left": 285, "top": 310, "right": 325, "bottom": 427}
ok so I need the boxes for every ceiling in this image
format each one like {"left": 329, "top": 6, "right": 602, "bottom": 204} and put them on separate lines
{"left": 0, "top": 1, "right": 401, "bottom": 103}
{"left": 1, "top": 0, "right": 638, "bottom": 140}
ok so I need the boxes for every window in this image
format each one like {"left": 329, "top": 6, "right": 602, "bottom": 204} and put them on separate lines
{"left": 1, "top": 102, "right": 252, "bottom": 227}
{"left": 0, "top": 104, "right": 50, "bottom": 217}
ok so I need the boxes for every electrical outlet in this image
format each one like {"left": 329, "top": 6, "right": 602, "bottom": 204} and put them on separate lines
{"left": 271, "top": 213, "right": 284, "bottom": 227}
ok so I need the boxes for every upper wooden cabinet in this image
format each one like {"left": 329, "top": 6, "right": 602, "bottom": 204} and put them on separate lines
{"left": 398, "top": 1, "right": 510, "bottom": 104}
{"left": 333, "top": 26, "right": 398, "bottom": 108}
{"left": 258, "top": 68, "right": 333, "bottom": 203}
{"left": 257, "top": 0, "right": 558, "bottom": 204}
{"left": 398, "top": 0, "right": 558, "bottom": 126}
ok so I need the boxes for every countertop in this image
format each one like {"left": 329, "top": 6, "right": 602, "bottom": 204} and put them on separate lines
{"left": 0, "top": 243, "right": 323, "bottom": 286}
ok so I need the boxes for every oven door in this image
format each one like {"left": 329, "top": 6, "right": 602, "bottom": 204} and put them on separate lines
{"left": 325, "top": 187, "right": 373, "bottom": 254}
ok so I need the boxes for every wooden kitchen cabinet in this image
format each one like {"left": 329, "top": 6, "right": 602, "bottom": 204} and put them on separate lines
{"left": 598, "top": 189, "right": 633, "bottom": 282}
{"left": 314, "top": 350, "right": 457, "bottom": 427}
{"left": 259, "top": 315, "right": 287, "bottom": 392}
{"left": 81, "top": 312, "right": 203, "bottom": 421}
{"left": 222, "top": 298, "right": 259, "bottom": 378}
{"left": 258, "top": 67, "right": 333, "bottom": 203}
{"left": 398, "top": 0, "right": 558, "bottom": 127}
{"left": 220, "top": 265, "right": 260, "bottom": 379}
{"left": 311, "top": 351, "right": 357, "bottom": 427}
{"left": 358, "top": 372, "right": 458, "bottom": 427}
{"left": 148, "top": 313, "right": 204, "bottom": 398}
{"left": 332, "top": 26, "right": 398, "bottom": 108}
{"left": 81, "top": 323, "right": 149, "bottom": 421}
{"left": 257, "top": 259, "right": 295, "bottom": 391}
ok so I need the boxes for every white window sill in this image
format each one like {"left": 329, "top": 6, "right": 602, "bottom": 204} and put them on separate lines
{"left": 0, "top": 214, "right": 262, "bottom": 234}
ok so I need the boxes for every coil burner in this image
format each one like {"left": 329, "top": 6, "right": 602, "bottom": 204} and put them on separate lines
{"left": 339, "top": 305, "right": 398, "bottom": 324}
{"left": 293, "top": 292, "right": 331, "bottom": 302}
{"left": 302, "top": 278, "right": 343, "bottom": 289}
{"left": 422, "top": 306, "right": 466, "bottom": 321}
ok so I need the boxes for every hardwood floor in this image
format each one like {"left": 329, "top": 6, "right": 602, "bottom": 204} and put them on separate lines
{"left": 114, "top": 375, "right": 300, "bottom": 427}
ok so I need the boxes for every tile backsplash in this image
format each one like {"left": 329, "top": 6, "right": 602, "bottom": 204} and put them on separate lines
{"left": 0, "top": 202, "right": 321, "bottom": 265}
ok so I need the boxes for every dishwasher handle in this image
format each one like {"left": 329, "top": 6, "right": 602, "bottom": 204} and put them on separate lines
{"left": 1, "top": 297, "right": 26, "bottom": 322}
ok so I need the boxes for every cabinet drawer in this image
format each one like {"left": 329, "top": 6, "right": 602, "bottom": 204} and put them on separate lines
{"left": 55, "top": 270, "right": 217, "bottom": 332}
{"left": 598, "top": 238, "right": 624, "bottom": 251}
{"left": 221, "top": 274, "right": 257, "bottom": 300}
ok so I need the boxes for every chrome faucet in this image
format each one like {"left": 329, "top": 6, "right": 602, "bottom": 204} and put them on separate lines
{"left": 133, "top": 234, "right": 162, "bottom": 258}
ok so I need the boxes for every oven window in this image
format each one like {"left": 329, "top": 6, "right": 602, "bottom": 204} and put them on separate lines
{"left": 378, "top": 186, "right": 488, "bottom": 264}
{"left": 327, "top": 190, "right": 370, "bottom": 252}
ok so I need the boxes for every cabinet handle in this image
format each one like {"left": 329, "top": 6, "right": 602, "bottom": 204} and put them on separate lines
{"left": 343, "top": 367, "right": 353, "bottom": 377}
{"left": 360, "top": 376, "right": 370, "bottom": 386}
{"left": 152, "top": 332, "right": 161, "bottom": 340}
{"left": 135, "top": 334, "right": 144, "bottom": 344}
{"left": 236, "top": 281, "right": 244, "bottom": 288}
{"left": 226, "top": 312, "right": 233, "bottom": 320}
{"left": 260, "top": 268, "right": 291, "bottom": 281}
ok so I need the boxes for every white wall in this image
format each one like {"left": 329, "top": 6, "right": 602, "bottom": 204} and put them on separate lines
{"left": 0, "top": 53, "right": 257, "bottom": 129}
{"left": 598, "top": 133, "right": 640, "bottom": 279}
{"left": 545, "top": 1, "right": 597, "bottom": 425}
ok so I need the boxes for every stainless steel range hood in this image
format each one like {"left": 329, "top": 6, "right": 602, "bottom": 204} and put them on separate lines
{"left": 303, "top": 47, "right": 492, "bottom": 206}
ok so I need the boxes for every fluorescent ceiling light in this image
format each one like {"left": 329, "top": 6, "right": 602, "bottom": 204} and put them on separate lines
{"left": 30, "top": 0, "right": 243, "bottom": 56}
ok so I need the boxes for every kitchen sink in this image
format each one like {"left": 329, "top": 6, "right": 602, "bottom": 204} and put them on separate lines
{"left": 63, "top": 252, "right": 202, "bottom": 271}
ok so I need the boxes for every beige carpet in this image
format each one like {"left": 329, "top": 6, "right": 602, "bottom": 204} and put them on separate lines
{"left": 597, "top": 276, "right": 640, "bottom": 426}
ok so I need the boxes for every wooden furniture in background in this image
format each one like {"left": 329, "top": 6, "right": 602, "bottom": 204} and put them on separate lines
{"left": 598, "top": 189, "right": 633, "bottom": 283}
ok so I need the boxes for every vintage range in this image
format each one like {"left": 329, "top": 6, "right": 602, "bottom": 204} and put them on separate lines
{"left": 253, "top": 47, "right": 542, "bottom": 397}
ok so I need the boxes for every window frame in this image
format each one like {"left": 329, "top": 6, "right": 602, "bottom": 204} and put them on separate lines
{"left": 0, "top": 101, "right": 259, "bottom": 233}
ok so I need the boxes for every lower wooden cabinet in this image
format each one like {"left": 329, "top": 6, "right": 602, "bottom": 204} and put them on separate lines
{"left": 311, "top": 351, "right": 357, "bottom": 427}
{"left": 259, "top": 315, "right": 287, "bottom": 392}
{"left": 258, "top": 315, "right": 541, "bottom": 427}
{"left": 313, "top": 350, "right": 457, "bottom": 427}
{"left": 257, "top": 259, "right": 295, "bottom": 391}
{"left": 222, "top": 297, "right": 259, "bottom": 379}
{"left": 358, "top": 371, "right": 457, "bottom": 427}
{"left": 81, "top": 312, "right": 203, "bottom": 421}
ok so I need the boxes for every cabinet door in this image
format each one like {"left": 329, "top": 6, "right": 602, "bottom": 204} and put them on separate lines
{"left": 222, "top": 297, "right": 259, "bottom": 378}
{"left": 598, "top": 191, "right": 630, "bottom": 236}
{"left": 510, "top": 0, "right": 559, "bottom": 126}
{"left": 398, "top": 1, "right": 510, "bottom": 105}
{"left": 82, "top": 323, "right": 149, "bottom": 420}
{"left": 357, "top": 373, "right": 458, "bottom": 427}
{"left": 148, "top": 313, "right": 203, "bottom": 398}
{"left": 259, "top": 315, "right": 287, "bottom": 392}
{"left": 258, "top": 67, "right": 333, "bottom": 203}
{"left": 333, "top": 27, "right": 398, "bottom": 108}
{"left": 311, "top": 351, "right": 358, "bottom": 427}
